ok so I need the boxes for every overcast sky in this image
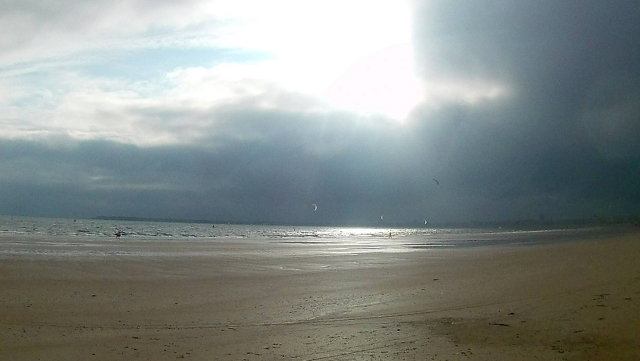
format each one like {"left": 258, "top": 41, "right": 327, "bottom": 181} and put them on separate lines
{"left": 1, "top": 0, "right": 639, "bottom": 225}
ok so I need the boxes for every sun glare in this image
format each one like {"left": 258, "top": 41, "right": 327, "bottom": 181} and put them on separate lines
{"left": 212, "top": 0, "right": 422, "bottom": 121}
{"left": 323, "top": 43, "right": 423, "bottom": 120}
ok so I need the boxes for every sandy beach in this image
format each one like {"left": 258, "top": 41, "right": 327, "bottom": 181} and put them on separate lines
{"left": 1, "top": 230, "right": 639, "bottom": 360}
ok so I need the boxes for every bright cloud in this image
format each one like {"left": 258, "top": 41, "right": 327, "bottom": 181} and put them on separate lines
{"left": 0, "top": 0, "right": 509, "bottom": 146}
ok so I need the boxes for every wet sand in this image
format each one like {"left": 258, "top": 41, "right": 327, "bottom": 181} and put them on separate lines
{"left": 1, "top": 230, "right": 639, "bottom": 360}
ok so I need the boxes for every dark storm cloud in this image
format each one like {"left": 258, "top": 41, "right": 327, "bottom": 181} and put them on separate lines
{"left": 404, "top": 0, "right": 640, "bottom": 220}
{"left": 0, "top": 106, "right": 442, "bottom": 224}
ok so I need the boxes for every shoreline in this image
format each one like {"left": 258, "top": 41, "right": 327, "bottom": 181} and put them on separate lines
{"left": 0, "top": 225, "right": 636, "bottom": 261}
{"left": 1, "top": 230, "right": 639, "bottom": 360}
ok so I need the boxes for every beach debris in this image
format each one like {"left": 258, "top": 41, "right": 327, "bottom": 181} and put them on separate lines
{"left": 489, "top": 323, "right": 510, "bottom": 327}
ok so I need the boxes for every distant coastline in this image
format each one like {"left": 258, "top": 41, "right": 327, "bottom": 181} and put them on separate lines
{"left": 92, "top": 216, "right": 218, "bottom": 224}
{"left": 92, "top": 215, "right": 640, "bottom": 229}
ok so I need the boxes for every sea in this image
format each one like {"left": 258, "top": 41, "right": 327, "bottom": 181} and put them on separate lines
{"left": 0, "top": 215, "right": 632, "bottom": 259}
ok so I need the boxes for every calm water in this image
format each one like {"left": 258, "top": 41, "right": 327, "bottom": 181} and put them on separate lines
{"left": 0, "top": 216, "right": 497, "bottom": 239}
{"left": 0, "top": 216, "right": 629, "bottom": 259}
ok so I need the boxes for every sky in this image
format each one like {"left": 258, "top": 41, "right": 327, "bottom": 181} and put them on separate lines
{"left": 1, "top": 0, "right": 639, "bottom": 225}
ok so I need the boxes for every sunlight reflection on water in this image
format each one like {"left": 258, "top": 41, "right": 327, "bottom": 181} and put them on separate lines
{"left": 0, "top": 216, "right": 629, "bottom": 259}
